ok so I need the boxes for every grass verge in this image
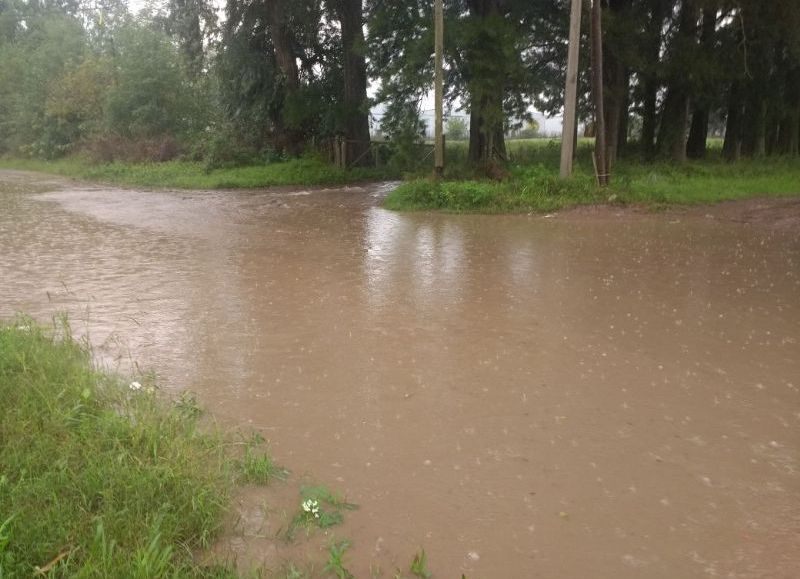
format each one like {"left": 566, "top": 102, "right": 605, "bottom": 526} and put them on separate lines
{"left": 0, "top": 318, "right": 238, "bottom": 577}
{"left": 0, "top": 156, "right": 399, "bottom": 190}
{"left": 385, "top": 156, "right": 800, "bottom": 213}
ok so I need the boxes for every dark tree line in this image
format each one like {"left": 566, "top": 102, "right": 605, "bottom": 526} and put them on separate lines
{"left": 593, "top": 0, "right": 800, "bottom": 164}
{"left": 1, "top": 0, "right": 798, "bottom": 166}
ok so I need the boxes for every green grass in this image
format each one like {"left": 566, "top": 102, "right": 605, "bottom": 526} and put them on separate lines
{"left": 4, "top": 138, "right": 796, "bottom": 214}
{"left": 324, "top": 540, "right": 354, "bottom": 579}
{"left": 387, "top": 155, "right": 800, "bottom": 213}
{"left": 409, "top": 549, "right": 432, "bottom": 579}
{"left": 0, "top": 156, "right": 399, "bottom": 189}
{"left": 238, "top": 433, "right": 289, "bottom": 485}
{"left": 0, "top": 318, "right": 252, "bottom": 577}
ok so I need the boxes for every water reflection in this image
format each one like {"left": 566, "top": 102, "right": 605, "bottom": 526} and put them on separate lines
{"left": 363, "top": 208, "right": 468, "bottom": 310}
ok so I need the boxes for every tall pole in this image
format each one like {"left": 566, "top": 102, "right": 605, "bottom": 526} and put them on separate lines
{"left": 434, "top": 0, "right": 444, "bottom": 177}
{"left": 590, "top": 0, "right": 608, "bottom": 186}
{"left": 560, "top": 0, "right": 582, "bottom": 178}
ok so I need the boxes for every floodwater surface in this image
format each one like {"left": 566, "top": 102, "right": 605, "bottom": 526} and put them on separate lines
{"left": 1, "top": 170, "right": 799, "bottom": 578}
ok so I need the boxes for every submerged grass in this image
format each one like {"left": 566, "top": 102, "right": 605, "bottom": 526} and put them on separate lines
{"left": 238, "top": 433, "right": 289, "bottom": 485}
{"left": 282, "top": 485, "right": 358, "bottom": 542}
{"left": 387, "top": 155, "right": 800, "bottom": 213}
{"left": 0, "top": 319, "right": 242, "bottom": 577}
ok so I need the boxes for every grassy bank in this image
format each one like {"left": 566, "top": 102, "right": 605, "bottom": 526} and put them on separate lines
{"left": 3, "top": 140, "right": 798, "bottom": 215}
{"left": 0, "top": 156, "right": 398, "bottom": 189}
{"left": 386, "top": 156, "right": 800, "bottom": 213}
{"left": 0, "top": 319, "right": 240, "bottom": 577}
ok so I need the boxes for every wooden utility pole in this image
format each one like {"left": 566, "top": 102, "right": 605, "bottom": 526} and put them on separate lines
{"left": 560, "top": 0, "right": 582, "bottom": 178}
{"left": 434, "top": 0, "right": 444, "bottom": 177}
{"left": 590, "top": 0, "right": 608, "bottom": 186}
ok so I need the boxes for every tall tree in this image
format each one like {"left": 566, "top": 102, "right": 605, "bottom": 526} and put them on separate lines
{"left": 602, "top": 0, "right": 634, "bottom": 166}
{"left": 464, "top": 0, "right": 508, "bottom": 165}
{"left": 638, "top": 0, "right": 668, "bottom": 159}
{"left": 166, "top": 0, "right": 217, "bottom": 78}
{"left": 656, "top": 0, "right": 699, "bottom": 162}
{"left": 685, "top": 3, "right": 718, "bottom": 159}
{"left": 329, "top": 0, "right": 372, "bottom": 165}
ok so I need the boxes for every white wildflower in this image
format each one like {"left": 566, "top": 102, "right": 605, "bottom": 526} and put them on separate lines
{"left": 302, "top": 499, "right": 320, "bottom": 518}
{"left": 129, "top": 381, "right": 143, "bottom": 391}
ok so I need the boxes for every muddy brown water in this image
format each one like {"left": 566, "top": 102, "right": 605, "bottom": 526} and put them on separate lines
{"left": 1, "top": 170, "right": 799, "bottom": 578}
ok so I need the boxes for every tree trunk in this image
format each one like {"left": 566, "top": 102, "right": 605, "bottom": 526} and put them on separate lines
{"left": 656, "top": 89, "right": 690, "bottom": 162}
{"left": 333, "top": 0, "right": 371, "bottom": 166}
{"left": 468, "top": 89, "right": 506, "bottom": 166}
{"left": 685, "top": 5, "right": 716, "bottom": 159}
{"left": 722, "top": 82, "right": 743, "bottom": 161}
{"left": 640, "top": 0, "right": 667, "bottom": 159}
{"left": 590, "top": 0, "right": 608, "bottom": 185}
{"left": 604, "top": 65, "right": 628, "bottom": 167}
{"left": 656, "top": 0, "right": 698, "bottom": 162}
{"left": 767, "top": 115, "right": 780, "bottom": 156}
{"left": 603, "top": 0, "right": 631, "bottom": 168}
{"left": 466, "top": 0, "right": 507, "bottom": 168}
{"left": 780, "top": 69, "right": 800, "bottom": 155}
{"left": 741, "top": 94, "right": 767, "bottom": 157}
{"left": 265, "top": 0, "right": 303, "bottom": 155}
{"left": 791, "top": 107, "right": 800, "bottom": 156}
{"left": 686, "top": 108, "right": 709, "bottom": 159}
{"left": 617, "top": 76, "right": 629, "bottom": 157}
{"left": 266, "top": 0, "right": 298, "bottom": 90}
{"left": 641, "top": 80, "right": 658, "bottom": 159}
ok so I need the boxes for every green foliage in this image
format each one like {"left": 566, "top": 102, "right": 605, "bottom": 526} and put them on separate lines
{"left": 511, "top": 119, "right": 540, "bottom": 140}
{"left": 0, "top": 13, "right": 87, "bottom": 157}
{"left": 45, "top": 56, "right": 115, "bottom": 142}
{"left": 410, "top": 549, "right": 432, "bottom": 578}
{"left": 0, "top": 319, "right": 238, "bottom": 576}
{"left": 0, "top": 4, "right": 212, "bottom": 160}
{"left": 445, "top": 117, "right": 468, "bottom": 141}
{"left": 324, "top": 540, "right": 354, "bottom": 579}
{"left": 238, "top": 433, "right": 288, "bottom": 485}
{"left": 105, "top": 22, "right": 201, "bottom": 140}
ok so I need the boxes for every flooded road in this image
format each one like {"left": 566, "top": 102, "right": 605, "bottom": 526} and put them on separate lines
{"left": 1, "top": 170, "right": 799, "bottom": 578}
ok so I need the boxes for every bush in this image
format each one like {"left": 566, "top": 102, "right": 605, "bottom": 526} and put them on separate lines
{"left": 81, "top": 135, "right": 184, "bottom": 163}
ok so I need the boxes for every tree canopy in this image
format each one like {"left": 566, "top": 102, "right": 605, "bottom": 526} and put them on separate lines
{"left": 0, "top": 0, "right": 798, "bottom": 164}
